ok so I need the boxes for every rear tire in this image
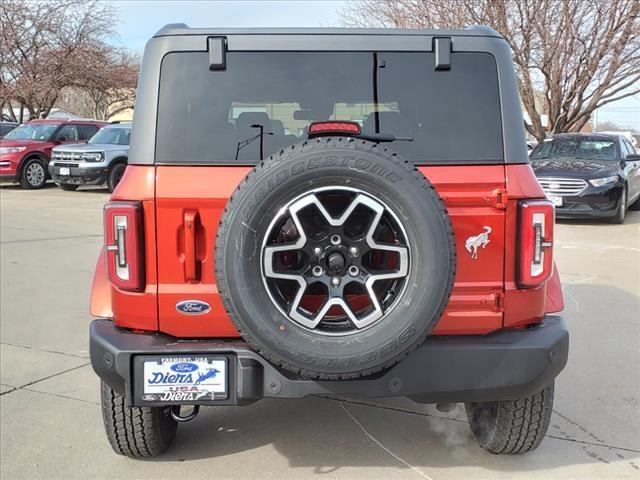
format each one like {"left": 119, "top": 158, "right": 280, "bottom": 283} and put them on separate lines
{"left": 19, "top": 157, "right": 47, "bottom": 189}
{"left": 107, "top": 162, "right": 127, "bottom": 192}
{"left": 465, "top": 382, "right": 554, "bottom": 454}
{"left": 57, "top": 183, "right": 79, "bottom": 191}
{"left": 100, "top": 382, "right": 177, "bottom": 458}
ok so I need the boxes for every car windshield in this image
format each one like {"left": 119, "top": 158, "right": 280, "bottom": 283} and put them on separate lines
{"left": 531, "top": 138, "right": 617, "bottom": 161}
{"left": 88, "top": 127, "right": 131, "bottom": 145}
{"left": 4, "top": 123, "right": 60, "bottom": 141}
{"left": 156, "top": 51, "right": 503, "bottom": 164}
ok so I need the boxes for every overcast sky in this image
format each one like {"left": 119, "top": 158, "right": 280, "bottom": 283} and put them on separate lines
{"left": 107, "top": 0, "right": 639, "bottom": 131}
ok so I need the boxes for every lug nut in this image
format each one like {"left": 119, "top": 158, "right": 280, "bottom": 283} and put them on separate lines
{"left": 313, "top": 246, "right": 322, "bottom": 256}
{"left": 331, "top": 276, "right": 341, "bottom": 287}
{"left": 312, "top": 266, "right": 323, "bottom": 277}
{"left": 349, "top": 246, "right": 359, "bottom": 257}
{"left": 330, "top": 234, "right": 341, "bottom": 245}
{"left": 348, "top": 266, "right": 359, "bottom": 277}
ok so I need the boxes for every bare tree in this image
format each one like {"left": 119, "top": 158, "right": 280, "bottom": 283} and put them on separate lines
{"left": 342, "top": 0, "right": 640, "bottom": 142}
{"left": 0, "top": 0, "right": 117, "bottom": 120}
{"left": 74, "top": 47, "right": 139, "bottom": 120}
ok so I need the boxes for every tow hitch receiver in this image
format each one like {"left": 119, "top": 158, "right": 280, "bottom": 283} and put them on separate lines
{"left": 170, "top": 405, "right": 200, "bottom": 423}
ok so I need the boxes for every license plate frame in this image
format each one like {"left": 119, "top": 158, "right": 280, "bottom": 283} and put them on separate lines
{"left": 136, "top": 355, "right": 229, "bottom": 404}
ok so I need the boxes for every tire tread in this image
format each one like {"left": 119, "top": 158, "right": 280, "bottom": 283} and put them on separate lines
{"left": 100, "top": 382, "right": 177, "bottom": 457}
{"left": 466, "top": 382, "right": 554, "bottom": 454}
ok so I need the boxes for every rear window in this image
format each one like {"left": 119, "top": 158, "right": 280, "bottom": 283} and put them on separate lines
{"left": 156, "top": 51, "right": 503, "bottom": 164}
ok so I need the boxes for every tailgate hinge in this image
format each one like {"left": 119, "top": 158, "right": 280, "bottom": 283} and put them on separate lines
{"left": 486, "top": 188, "right": 508, "bottom": 209}
{"left": 492, "top": 292, "right": 505, "bottom": 312}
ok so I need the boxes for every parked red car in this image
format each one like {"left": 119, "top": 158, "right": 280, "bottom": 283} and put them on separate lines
{"left": 0, "top": 119, "right": 108, "bottom": 189}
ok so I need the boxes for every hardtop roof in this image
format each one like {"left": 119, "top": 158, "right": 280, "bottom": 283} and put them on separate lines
{"left": 153, "top": 24, "right": 502, "bottom": 39}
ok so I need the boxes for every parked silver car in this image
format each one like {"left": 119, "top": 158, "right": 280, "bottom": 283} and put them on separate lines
{"left": 48, "top": 123, "right": 131, "bottom": 192}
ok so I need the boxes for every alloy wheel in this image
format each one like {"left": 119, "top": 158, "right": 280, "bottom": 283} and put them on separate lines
{"left": 26, "top": 162, "right": 45, "bottom": 187}
{"left": 261, "top": 187, "right": 411, "bottom": 335}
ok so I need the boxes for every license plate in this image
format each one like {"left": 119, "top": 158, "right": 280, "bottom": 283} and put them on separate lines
{"left": 549, "top": 195, "right": 563, "bottom": 207}
{"left": 142, "top": 356, "right": 227, "bottom": 402}
{"left": 59, "top": 167, "right": 70, "bottom": 176}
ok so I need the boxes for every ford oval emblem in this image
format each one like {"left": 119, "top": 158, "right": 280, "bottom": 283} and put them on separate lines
{"left": 175, "top": 300, "right": 211, "bottom": 315}
{"left": 170, "top": 362, "right": 199, "bottom": 373}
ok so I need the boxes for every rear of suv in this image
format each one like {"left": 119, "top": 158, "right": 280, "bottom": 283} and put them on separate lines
{"left": 89, "top": 25, "right": 568, "bottom": 457}
{"left": 49, "top": 123, "right": 131, "bottom": 192}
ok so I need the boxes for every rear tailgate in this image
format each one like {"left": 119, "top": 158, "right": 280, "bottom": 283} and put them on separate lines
{"left": 154, "top": 164, "right": 506, "bottom": 337}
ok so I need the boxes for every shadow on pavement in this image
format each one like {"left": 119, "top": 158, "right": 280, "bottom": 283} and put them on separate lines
{"left": 144, "top": 391, "right": 637, "bottom": 474}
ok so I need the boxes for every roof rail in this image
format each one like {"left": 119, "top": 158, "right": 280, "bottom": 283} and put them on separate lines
{"left": 155, "top": 23, "right": 189, "bottom": 36}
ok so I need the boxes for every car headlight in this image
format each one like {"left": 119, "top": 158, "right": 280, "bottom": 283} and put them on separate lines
{"left": 82, "top": 152, "right": 104, "bottom": 162}
{"left": 0, "top": 146, "right": 26, "bottom": 156}
{"left": 589, "top": 176, "right": 618, "bottom": 187}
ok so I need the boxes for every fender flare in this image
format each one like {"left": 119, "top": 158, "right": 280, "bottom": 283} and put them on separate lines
{"left": 90, "top": 248, "right": 113, "bottom": 318}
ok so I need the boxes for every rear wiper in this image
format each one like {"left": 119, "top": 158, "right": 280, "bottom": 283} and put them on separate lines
{"left": 356, "top": 133, "right": 414, "bottom": 143}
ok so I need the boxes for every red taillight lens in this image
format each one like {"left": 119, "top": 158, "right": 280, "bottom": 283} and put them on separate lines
{"left": 517, "top": 200, "right": 554, "bottom": 288}
{"left": 308, "top": 121, "right": 361, "bottom": 136}
{"left": 104, "top": 201, "right": 145, "bottom": 292}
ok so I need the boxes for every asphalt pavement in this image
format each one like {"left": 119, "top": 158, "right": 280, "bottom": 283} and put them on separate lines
{"left": 1, "top": 183, "right": 638, "bottom": 479}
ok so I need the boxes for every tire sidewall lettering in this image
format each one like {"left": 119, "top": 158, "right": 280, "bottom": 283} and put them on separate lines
{"left": 240, "top": 154, "right": 404, "bottom": 231}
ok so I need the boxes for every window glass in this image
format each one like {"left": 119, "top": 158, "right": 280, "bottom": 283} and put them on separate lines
{"left": 620, "top": 139, "right": 630, "bottom": 156}
{"left": 623, "top": 138, "right": 636, "bottom": 155}
{"left": 55, "top": 125, "right": 79, "bottom": 141}
{"left": 156, "top": 51, "right": 503, "bottom": 164}
{"left": 4, "top": 123, "right": 59, "bottom": 141}
{"left": 89, "top": 127, "right": 131, "bottom": 145}
{"left": 80, "top": 125, "right": 99, "bottom": 140}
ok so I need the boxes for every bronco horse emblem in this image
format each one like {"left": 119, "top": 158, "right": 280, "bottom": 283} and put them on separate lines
{"left": 465, "top": 226, "right": 492, "bottom": 260}
{"left": 193, "top": 368, "right": 220, "bottom": 386}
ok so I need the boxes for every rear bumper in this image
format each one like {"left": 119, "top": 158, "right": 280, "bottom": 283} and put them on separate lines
{"left": 90, "top": 316, "right": 569, "bottom": 407}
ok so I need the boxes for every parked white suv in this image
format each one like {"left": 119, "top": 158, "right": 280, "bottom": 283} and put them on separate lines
{"left": 49, "top": 123, "right": 131, "bottom": 192}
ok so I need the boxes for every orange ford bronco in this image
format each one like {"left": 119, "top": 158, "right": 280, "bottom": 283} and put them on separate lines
{"left": 89, "top": 24, "right": 568, "bottom": 457}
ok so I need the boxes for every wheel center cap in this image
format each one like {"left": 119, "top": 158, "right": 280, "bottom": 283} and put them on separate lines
{"left": 327, "top": 251, "right": 346, "bottom": 272}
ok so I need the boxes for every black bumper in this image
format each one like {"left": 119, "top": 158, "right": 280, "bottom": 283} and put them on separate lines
{"left": 90, "top": 316, "right": 569, "bottom": 407}
{"left": 49, "top": 165, "right": 108, "bottom": 185}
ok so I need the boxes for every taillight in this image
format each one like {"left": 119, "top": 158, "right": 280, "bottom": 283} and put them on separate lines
{"left": 104, "top": 201, "right": 145, "bottom": 291}
{"left": 308, "top": 121, "right": 361, "bottom": 136}
{"left": 517, "top": 200, "right": 554, "bottom": 288}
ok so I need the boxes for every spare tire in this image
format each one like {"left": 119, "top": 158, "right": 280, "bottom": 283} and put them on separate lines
{"left": 215, "top": 137, "right": 455, "bottom": 379}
